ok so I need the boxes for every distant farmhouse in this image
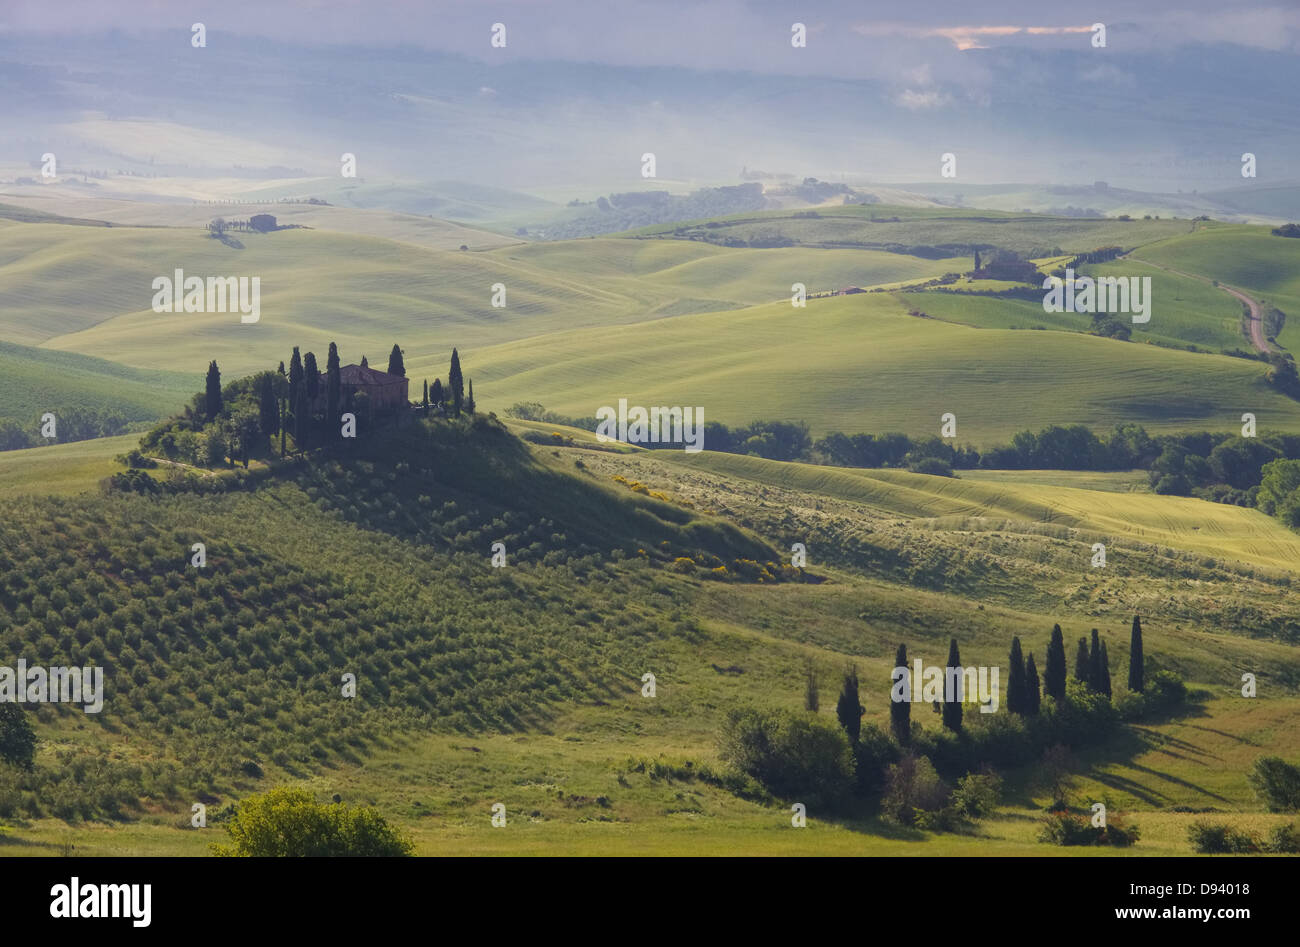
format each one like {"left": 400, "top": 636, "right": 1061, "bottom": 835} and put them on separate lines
{"left": 312, "top": 364, "right": 409, "bottom": 412}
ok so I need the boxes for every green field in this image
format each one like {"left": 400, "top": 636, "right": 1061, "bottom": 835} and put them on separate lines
{"left": 470, "top": 292, "right": 1300, "bottom": 443}
{"left": 1132, "top": 227, "right": 1300, "bottom": 350}
{"left": 0, "top": 340, "right": 198, "bottom": 426}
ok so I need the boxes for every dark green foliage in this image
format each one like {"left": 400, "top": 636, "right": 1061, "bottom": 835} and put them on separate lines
{"left": 303, "top": 352, "right": 320, "bottom": 400}
{"left": 1247, "top": 757, "right": 1300, "bottom": 811}
{"left": 854, "top": 723, "right": 899, "bottom": 797}
{"left": 835, "top": 666, "right": 863, "bottom": 745}
{"left": 449, "top": 349, "right": 464, "bottom": 417}
{"left": 422, "top": 380, "right": 429, "bottom": 411}
{"left": 430, "top": 378, "right": 443, "bottom": 410}
{"left": 880, "top": 752, "right": 949, "bottom": 825}
{"left": 204, "top": 361, "right": 223, "bottom": 420}
{"left": 942, "top": 638, "right": 962, "bottom": 733}
{"left": 326, "top": 342, "right": 341, "bottom": 437}
{"left": 1074, "top": 637, "right": 1089, "bottom": 682}
{"left": 1039, "top": 811, "right": 1140, "bottom": 847}
{"left": 289, "top": 348, "right": 303, "bottom": 394}
{"left": 257, "top": 373, "right": 278, "bottom": 440}
{"left": 1024, "top": 652, "right": 1041, "bottom": 716}
{"left": 1045, "top": 624, "right": 1067, "bottom": 701}
{"left": 387, "top": 344, "right": 405, "bottom": 378}
{"left": 0, "top": 704, "right": 37, "bottom": 769}
{"left": 1128, "top": 615, "right": 1144, "bottom": 692}
{"left": 466, "top": 379, "right": 475, "bottom": 415}
{"left": 890, "top": 643, "right": 910, "bottom": 745}
{"left": 1087, "top": 629, "right": 1103, "bottom": 693}
{"left": 717, "top": 707, "right": 855, "bottom": 808}
{"left": 1187, "top": 821, "right": 1259, "bottom": 853}
{"left": 1099, "top": 640, "right": 1112, "bottom": 697}
{"left": 1265, "top": 822, "right": 1300, "bottom": 853}
{"left": 1007, "top": 636, "right": 1026, "bottom": 715}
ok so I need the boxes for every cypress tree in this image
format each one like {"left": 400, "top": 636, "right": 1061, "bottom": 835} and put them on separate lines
{"left": 277, "top": 360, "right": 285, "bottom": 376}
{"left": 257, "top": 373, "right": 278, "bottom": 439}
{"left": 974, "top": 249, "right": 982, "bottom": 271}
{"left": 1088, "top": 629, "right": 1103, "bottom": 692}
{"left": 449, "top": 348, "right": 464, "bottom": 417}
{"left": 942, "top": 638, "right": 963, "bottom": 733}
{"left": 289, "top": 346, "right": 304, "bottom": 392}
{"left": 360, "top": 354, "right": 368, "bottom": 368}
{"left": 304, "top": 352, "right": 320, "bottom": 401}
{"left": 388, "top": 344, "right": 405, "bottom": 377}
{"left": 1045, "top": 623, "right": 1067, "bottom": 701}
{"left": 891, "top": 643, "right": 910, "bottom": 745}
{"left": 326, "top": 342, "right": 341, "bottom": 435}
{"left": 431, "top": 378, "right": 443, "bottom": 410}
{"left": 1025, "top": 653, "right": 1041, "bottom": 715}
{"left": 422, "top": 380, "right": 429, "bottom": 411}
{"left": 835, "top": 666, "right": 863, "bottom": 745}
{"left": 204, "top": 360, "right": 223, "bottom": 420}
{"left": 1128, "top": 615, "right": 1145, "bottom": 692}
{"left": 293, "top": 383, "right": 307, "bottom": 449}
{"left": 466, "top": 379, "right": 475, "bottom": 414}
{"left": 1100, "top": 641, "right": 1112, "bottom": 698}
{"left": 1074, "top": 637, "right": 1090, "bottom": 683}
{"left": 1007, "top": 636, "right": 1026, "bottom": 715}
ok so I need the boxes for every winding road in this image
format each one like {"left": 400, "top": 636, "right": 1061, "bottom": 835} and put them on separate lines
{"left": 1128, "top": 254, "right": 1274, "bottom": 355}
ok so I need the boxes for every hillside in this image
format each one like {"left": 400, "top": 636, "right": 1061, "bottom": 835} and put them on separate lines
{"left": 0, "top": 340, "right": 198, "bottom": 428}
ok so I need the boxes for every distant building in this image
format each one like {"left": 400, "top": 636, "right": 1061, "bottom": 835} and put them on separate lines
{"left": 313, "top": 364, "right": 409, "bottom": 412}
{"left": 249, "top": 214, "right": 278, "bottom": 232}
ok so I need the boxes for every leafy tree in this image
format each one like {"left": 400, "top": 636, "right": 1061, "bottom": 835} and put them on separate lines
{"left": 1007, "top": 636, "right": 1026, "bottom": 715}
{"left": 1247, "top": 757, "right": 1300, "bottom": 812}
{"left": 205, "top": 360, "right": 223, "bottom": 419}
{"left": 1257, "top": 458, "right": 1300, "bottom": 527}
{"left": 717, "top": 707, "right": 855, "bottom": 808}
{"left": 449, "top": 348, "right": 464, "bottom": 417}
{"left": 942, "top": 638, "right": 962, "bottom": 733}
{"left": 1074, "top": 637, "right": 1090, "bottom": 683}
{"left": 1128, "top": 615, "right": 1145, "bottom": 692}
{"left": 0, "top": 704, "right": 37, "bottom": 769}
{"left": 326, "top": 342, "right": 341, "bottom": 436}
{"left": 1024, "top": 653, "right": 1041, "bottom": 715}
{"left": 1045, "top": 623, "right": 1067, "bottom": 701}
{"left": 210, "top": 787, "right": 414, "bottom": 856}
{"left": 891, "top": 643, "right": 910, "bottom": 745}
{"left": 388, "top": 344, "right": 405, "bottom": 377}
{"left": 835, "top": 666, "right": 863, "bottom": 745}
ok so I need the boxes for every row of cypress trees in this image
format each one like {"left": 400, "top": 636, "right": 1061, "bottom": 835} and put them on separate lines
{"left": 824, "top": 616, "right": 1148, "bottom": 745}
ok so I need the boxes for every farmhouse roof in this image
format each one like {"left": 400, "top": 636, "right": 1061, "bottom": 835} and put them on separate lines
{"left": 338, "top": 364, "right": 405, "bottom": 387}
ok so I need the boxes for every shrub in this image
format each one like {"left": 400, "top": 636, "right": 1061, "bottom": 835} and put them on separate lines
{"left": 881, "top": 753, "right": 950, "bottom": 825}
{"left": 951, "top": 770, "right": 1003, "bottom": 819}
{"left": 209, "top": 787, "right": 414, "bottom": 856}
{"left": 1188, "top": 821, "right": 1259, "bottom": 854}
{"left": 1247, "top": 757, "right": 1300, "bottom": 812}
{"left": 716, "top": 707, "right": 855, "bottom": 808}
{"left": 1264, "top": 821, "right": 1300, "bottom": 854}
{"left": 1039, "top": 810, "right": 1140, "bottom": 846}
